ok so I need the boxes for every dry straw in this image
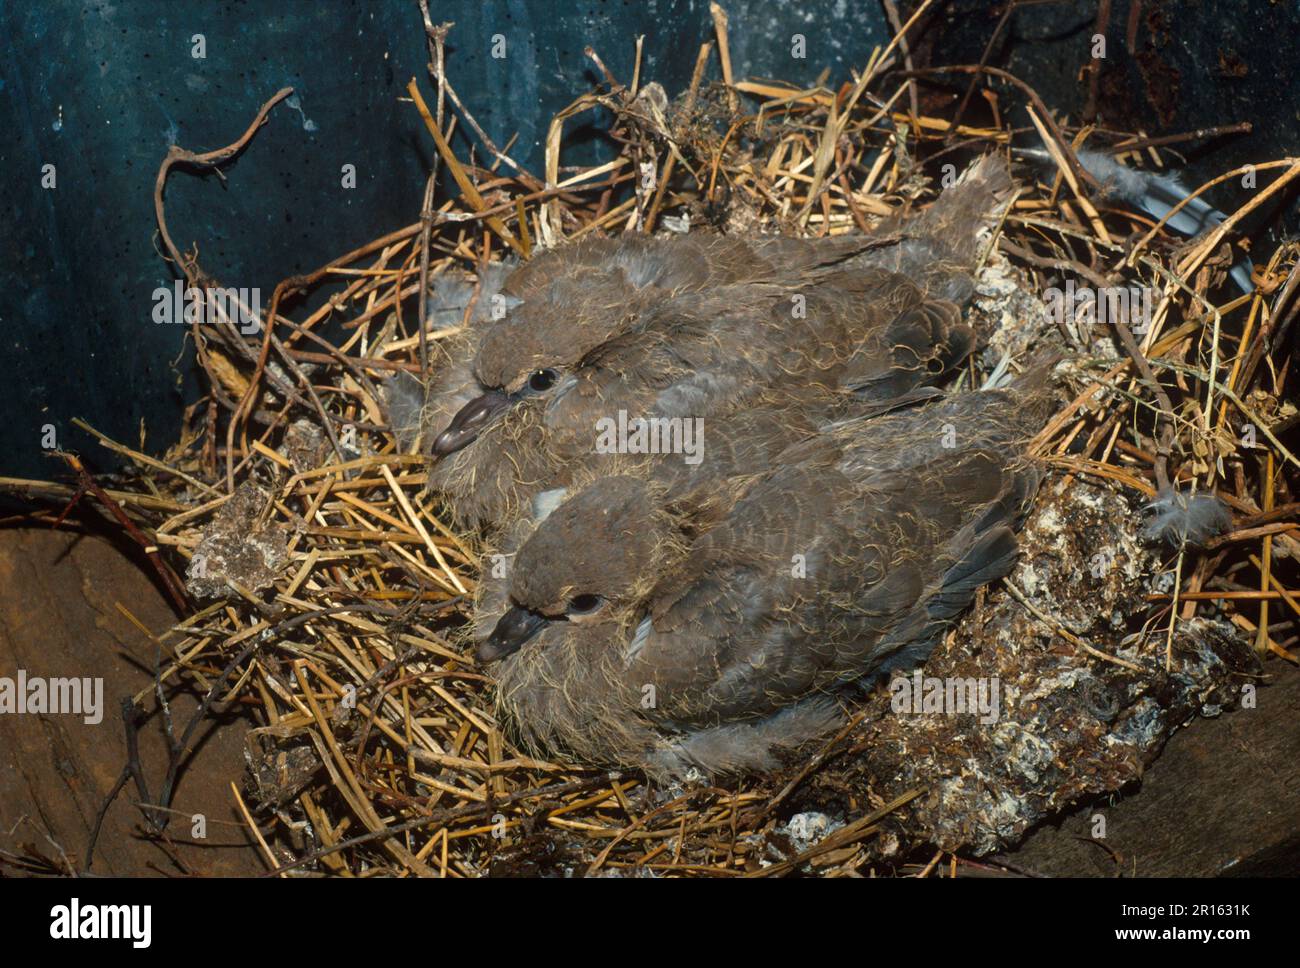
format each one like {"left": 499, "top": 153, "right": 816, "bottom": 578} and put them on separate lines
{"left": 6, "top": 7, "right": 1296, "bottom": 877}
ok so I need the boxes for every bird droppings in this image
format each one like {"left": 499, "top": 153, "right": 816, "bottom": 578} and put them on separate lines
{"left": 281, "top": 418, "right": 327, "bottom": 474}
{"left": 783, "top": 812, "right": 843, "bottom": 853}
{"left": 972, "top": 252, "right": 1054, "bottom": 367}
{"left": 184, "top": 481, "right": 290, "bottom": 600}
{"left": 244, "top": 728, "right": 322, "bottom": 811}
{"left": 791, "top": 479, "right": 1260, "bottom": 857}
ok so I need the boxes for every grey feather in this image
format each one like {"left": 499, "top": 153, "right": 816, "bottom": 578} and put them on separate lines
{"left": 1019, "top": 146, "right": 1253, "bottom": 293}
{"left": 645, "top": 699, "right": 844, "bottom": 779}
{"left": 427, "top": 260, "right": 520, "bottom": 328}
{"left": 1142, "top": 487, "right": 1232, "bottom": 547}
{"left": 384, "top": 370, "right": 426, "bottom": 453}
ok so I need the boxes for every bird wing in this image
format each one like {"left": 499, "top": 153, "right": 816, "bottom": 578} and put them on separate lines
{"left": 634, "top": 460, "right": 918, "bottom": 724}
{"left": 630, "top": 391, "right": 1043, "bottom": 724}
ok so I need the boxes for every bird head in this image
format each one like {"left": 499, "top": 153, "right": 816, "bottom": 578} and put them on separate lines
{"left": 476, "top": 475, "right": 688, "bottom": 663}
{"left": 432, "top": 271, "right": 655, "bottom": 457}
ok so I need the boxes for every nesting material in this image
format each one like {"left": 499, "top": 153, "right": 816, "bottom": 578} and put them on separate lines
{"left": 793, "top": 479, "right": 1258, "bottom": 859}
{"left": 7, "top": 12, "right": 1297, "bottom": 877}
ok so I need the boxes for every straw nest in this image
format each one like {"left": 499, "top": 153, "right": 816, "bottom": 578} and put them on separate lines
{"left": 11, "top": 8, "right": 1298, "bottom": 876}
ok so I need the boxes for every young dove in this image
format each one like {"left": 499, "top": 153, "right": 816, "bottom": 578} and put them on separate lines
{"left": 388, "top": 231, "right": 893, "bottom": 454}
{"left": 476, "top": 383, "right": 1049, "bottom": 779}
{"left": 409, "top": 157, "right": 1012, "bottom": 531}
{"left": 428, "top": 154, "right": 1011, "bottom": 459}
{"left": 426, "top": 266, "right": 976, "bottom": 529}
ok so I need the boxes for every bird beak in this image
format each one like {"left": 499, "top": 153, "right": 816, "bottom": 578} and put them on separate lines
{"left": 433, "top": 389, "right": 513, "bottom": 456}
{"left": 477, "top": 606, "right": 550, "bottom": 663}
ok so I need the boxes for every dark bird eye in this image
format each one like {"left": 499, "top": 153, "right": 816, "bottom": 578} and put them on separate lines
{"left": 528, "top": 368, "right": 558, "bottom": 392}
{"left": 567, "top": 593, "right": 602, "bottom": 615}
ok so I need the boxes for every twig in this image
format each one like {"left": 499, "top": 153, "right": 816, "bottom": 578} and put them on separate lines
{"left": 53, "top": 453, "right": 189, "bottom": 613}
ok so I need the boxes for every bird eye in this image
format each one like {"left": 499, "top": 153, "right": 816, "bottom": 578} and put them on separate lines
{"left": 567, "top": 593, "right": 602, "bottom": 615}
{"left": 528, "top": 368, "right": 558, "bottom": 392}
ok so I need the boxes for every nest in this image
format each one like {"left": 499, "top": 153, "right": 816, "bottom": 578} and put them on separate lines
{"left": 8, "top": 9, "right": 1298, "bottom": 877}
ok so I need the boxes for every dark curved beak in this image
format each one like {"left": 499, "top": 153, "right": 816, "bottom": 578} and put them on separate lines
{"left": 477, "top": 606, "right": 550, "bottom": 663}
{"left": 433, "top": 390, "right": 513, "bottom": 456}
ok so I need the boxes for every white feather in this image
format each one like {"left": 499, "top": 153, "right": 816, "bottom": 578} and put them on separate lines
{"left": 1142, "top": 487, "right": 1231, "bottom": 547}
{"left": 530, "top": 487, "right": 569, "bottom": 524}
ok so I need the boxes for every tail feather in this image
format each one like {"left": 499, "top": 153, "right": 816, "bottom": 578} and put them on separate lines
{"left": 906, "top": 153, "right": 1015, "bottom": 265}
{"left": 846, "top": 155, "right": 1013, "bottom": 304}
{"left": 925, "top": 525, "right": 1020, "bottom": 621}
{"left": 866, "top": 456, "right": 1040, "bottom": 681}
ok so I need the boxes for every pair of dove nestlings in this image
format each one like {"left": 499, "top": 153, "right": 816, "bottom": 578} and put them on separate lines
{"left": 384, "top": 155, "right": 1048, "bottom": 778}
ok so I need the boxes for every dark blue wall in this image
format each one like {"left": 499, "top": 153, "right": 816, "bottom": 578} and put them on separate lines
{"left": 0, "top": 0, "right": 890, "bottom": 480}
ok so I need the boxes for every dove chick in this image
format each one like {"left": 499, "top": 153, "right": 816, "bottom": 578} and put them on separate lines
{"left": 427, "top": 268, "right": 975, "bottom": 529}
{"left": 397, "top": 155, "right": 1013, "bottom": 532}
{"left": 478, "top": 384, "right": 1048, "bottom": 779}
